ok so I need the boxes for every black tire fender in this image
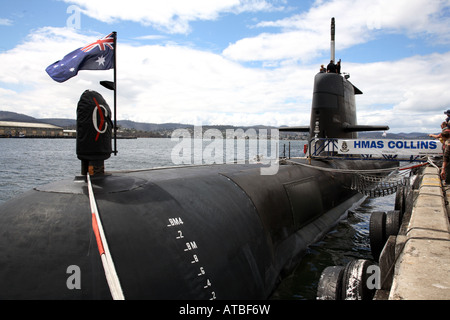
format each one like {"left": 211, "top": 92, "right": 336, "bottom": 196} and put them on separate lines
{"left": 316, "top": 266, "right": 344, "bottom": 300}
{"left": 369, "top": 211, "right": 386, "bottom": 261}
{"left": 394, "top": 186, "right": 405, "bottom": 216}
{"left": 341, "top": 259, "right": 374, "bottom": 300}
{"left": 385, "top": 210, "right": 401, "bottom": 238}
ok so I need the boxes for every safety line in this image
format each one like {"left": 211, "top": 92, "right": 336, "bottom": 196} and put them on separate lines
{"left": 284, "top": 159, "right": 399, "bottom": 173}
{"left": 87, "top": 173, "right": 125, "bottom": 300}
{"left": 285, "top": 158, "right": 434, "bottom": 174}
{"left": 398, "top": 162, "right": 428, "bottom": 171}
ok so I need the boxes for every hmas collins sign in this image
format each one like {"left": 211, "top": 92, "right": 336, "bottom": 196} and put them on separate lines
{"left": 337, "top": 139, "right": 442, "bottom": 156}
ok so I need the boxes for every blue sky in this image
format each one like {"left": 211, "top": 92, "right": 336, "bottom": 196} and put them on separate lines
{"left": 1, "top": 0, "right": 450, "bottom": 133}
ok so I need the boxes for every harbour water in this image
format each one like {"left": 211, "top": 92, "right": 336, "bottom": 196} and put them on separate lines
{"left": 0, "top": 138, "right": 394, "bottom": 300}
{"left": 0, "top": 137, "right": 305, "bottom": 203}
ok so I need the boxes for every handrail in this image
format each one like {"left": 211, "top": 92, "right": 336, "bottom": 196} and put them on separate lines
{"left": 307, "top": 138, "right": 431, "bottom": 162}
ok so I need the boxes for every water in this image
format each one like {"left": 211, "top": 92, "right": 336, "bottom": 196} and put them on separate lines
{"left": 0, "top": 138, "right": 305, "bottom": 203}
{"left": 0, "top": 138, "right": 394, "bottom": 299}
{"left": 271, "top": 194, "right": 395, "bottom": 300}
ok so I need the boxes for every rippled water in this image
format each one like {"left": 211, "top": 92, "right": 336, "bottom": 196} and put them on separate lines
{"left": 0, "top": 138, "right": 305, "bottom": 203}
{"left": 0, "top": 137, "right": 394, "bottom": 300}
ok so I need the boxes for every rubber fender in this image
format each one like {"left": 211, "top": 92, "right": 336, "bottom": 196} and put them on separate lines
{"left": 385, "top": 210, "right": 401, "bottom": 239}
{"left": 394, "top": 186, "right": 404, "bottom": 216}
{"left": 378, "top": 236, "right": 396, "bottom": 290}
{"left": 394, "top": 186, "right": 407, "bottom": 218}
{"left": 369, "top": 211, "right": 386, "bottom": 262}
{"left": 316, "top": 266, "right": 344, "bottom": 300}
{"left": 341, "top": 259, "right": 375, "bottom": 300}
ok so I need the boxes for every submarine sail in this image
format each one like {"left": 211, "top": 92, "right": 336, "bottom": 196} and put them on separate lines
{"left": 280, "top": 17, "right": 389, "bottom": 138}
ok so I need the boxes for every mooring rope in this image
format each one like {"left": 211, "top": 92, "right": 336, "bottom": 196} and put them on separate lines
{"left": 426, "top": 156, "right": 440, "bottom": 172}
{"left": 87, "top": 173, "right": 125, "bottom": 300}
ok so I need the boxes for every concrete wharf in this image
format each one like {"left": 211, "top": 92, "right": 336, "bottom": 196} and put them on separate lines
{"left": 378, "top": 165, "right": 450, "bottom": 300}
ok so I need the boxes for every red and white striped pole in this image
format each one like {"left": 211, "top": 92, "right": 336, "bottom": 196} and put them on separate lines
{"left": 87, "top": 173, "right": 125, "bottom": 300}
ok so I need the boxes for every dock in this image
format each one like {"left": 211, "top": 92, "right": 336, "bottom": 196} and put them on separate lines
{"left": 377, "top": 165, "right": 450, "bottom": 300}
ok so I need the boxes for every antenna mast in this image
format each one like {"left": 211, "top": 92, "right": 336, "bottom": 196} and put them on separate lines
{"left": 330, "top": 17, "right": 335, "bottom": 62}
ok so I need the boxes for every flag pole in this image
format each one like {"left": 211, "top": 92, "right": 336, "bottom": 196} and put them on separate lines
{"left": 113, "top": 31, "right": 118, "bottom": 156}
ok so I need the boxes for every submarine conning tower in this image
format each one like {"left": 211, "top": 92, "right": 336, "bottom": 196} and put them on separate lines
{"left": 308, "top": 16, "right": 362, "bottom": 140}
{"left": 309, "top": 72, "right": 362, "bottom": 140}
{"left": 309, "top": 17, "right": 388, "bottom": 140}
{"left": 279, "top": 17, "right": 389, "bottom": 140}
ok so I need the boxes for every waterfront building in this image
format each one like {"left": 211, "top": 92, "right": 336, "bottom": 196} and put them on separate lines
{"left": 0, "top": 121, "right": 64, "bottom": 137}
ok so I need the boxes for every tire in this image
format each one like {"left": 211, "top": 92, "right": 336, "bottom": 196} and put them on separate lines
{"left": 316, "top": 266, "right": 344, "bottom": 300}
{"left": 369, "top": 211, "right": 386, "bottom": 262}
{"left": 341, "top": 259, "right": 374, "bottom": 300}
{"left": 394, "top": 186, "right": 405, "bottom": 216}
{"left": 385, "top": 210, "right": 401, "bottom": 238}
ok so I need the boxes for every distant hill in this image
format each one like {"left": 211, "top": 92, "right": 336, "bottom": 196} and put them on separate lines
{"left": 0, "top": 111, "right": 191, "bottom": 131}
{"left": 0, "top": 111, "right": 44, "bottom": 123}
{"left": 40, "top": 118, "right": 77, "bottom": 128}
{"left": 358, "top": 131, "right": 429, "bottom": 140}
{"left": 0, "top": 111, "right": 275, "bottom": 131}
{"left": 0, "top": 110, "right": 431, "bottom": 139}
{"left": 116, "top": 120, "right": 192, "bottom": 132}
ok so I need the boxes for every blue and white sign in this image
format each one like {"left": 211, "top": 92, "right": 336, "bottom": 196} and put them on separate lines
{"left": 337, "top": 139, "right": 443, "bottom": 156}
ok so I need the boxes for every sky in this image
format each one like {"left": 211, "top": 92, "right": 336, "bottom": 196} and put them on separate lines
{"left": 1, "top": 0, "right": 450, "bottom": 133}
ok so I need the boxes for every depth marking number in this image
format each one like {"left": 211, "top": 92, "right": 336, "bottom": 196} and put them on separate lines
{"left": 166, "top": 216, "right": 216, "bottom": 300}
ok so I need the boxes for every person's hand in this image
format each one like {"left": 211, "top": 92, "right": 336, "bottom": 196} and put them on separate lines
{"left": 441, "top": 167, "right": 446, "bottom": 180}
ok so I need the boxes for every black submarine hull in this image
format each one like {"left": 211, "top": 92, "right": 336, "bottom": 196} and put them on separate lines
{"left": 0, "top": 158, "right": 395, "bottom": 299}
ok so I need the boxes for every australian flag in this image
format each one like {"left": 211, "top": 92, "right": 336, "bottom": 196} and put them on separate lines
{"left": 46, "top": 32, "right": 115, "bottom": 83}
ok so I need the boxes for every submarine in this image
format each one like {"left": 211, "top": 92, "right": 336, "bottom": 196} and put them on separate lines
{"left": 0, "top": 18, "right": 398, "bottom": 299}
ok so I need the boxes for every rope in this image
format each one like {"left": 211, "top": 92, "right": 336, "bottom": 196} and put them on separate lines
{"left": 399, "top": 162, "right": 429, "bottom": 171}
{"left": 284, "top": 158, "right": 421, "bottom": 174}
{"left": 427, "top": 157, "right": 440, "bottom": 172}
{"left": 87, "top": 173, "right": 125, "bottom": 300}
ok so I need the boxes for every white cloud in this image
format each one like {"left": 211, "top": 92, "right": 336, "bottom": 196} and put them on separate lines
{"left": 0, "top": 18, "right": 13, "bottom": 26}
{"left": 134, "top": 35, "right": 167, "bottom": 41}
{"left": 0, "top": 28, "right": 113, "bottom": 118}
{"left": 0, "top": 27, "right": 311, "bottom": 127}
{"left": 115, "top": 42, "right": 313, "bottom": 126}
{"left": 352, "top": 53, "right": 450, "bottom": 112}
{"left": 223, "top": 0, "right": 450, "bottom": 62}
{"left": 63, "top": 0, "right": 282, "bottom": 34}
{"left": 1, "top": 1, "right": 450, "bottom": 135}
{"left": 345, "top": 52, "right": 450, "bottom": 133}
